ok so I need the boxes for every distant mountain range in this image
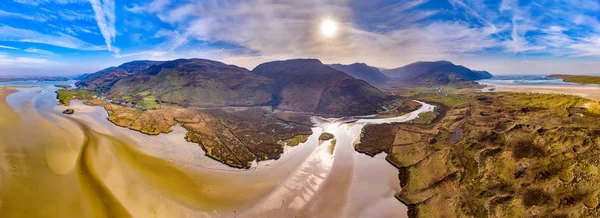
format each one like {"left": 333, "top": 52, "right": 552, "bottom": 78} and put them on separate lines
{"left": 77, "top": 58, "right": 395, "bottom": 116}
{"left": 75, "top": 58, "right": 491, "bottom": 116}
{"left": 328, "top": 63, "right": 390, "bottom": 86}
{"left": 382, "top": 60, "right": 492, "bottom": 84}
{"left": 0, "top": 76, "right": 69, "bottom": 82}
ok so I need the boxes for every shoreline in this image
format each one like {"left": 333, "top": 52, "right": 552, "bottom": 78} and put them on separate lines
{"left": 59, "top": 97, "right": 433, "bottom": 217}
{"left": 481, "top": 84, "right": 600, "bottom": 102}
{"left": 2, "top": 85, "right": 433, "bottom": 217}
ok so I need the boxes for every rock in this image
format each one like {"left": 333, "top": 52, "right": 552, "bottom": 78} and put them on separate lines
{"left": 63, "top": 109, "right": 74, "bottom": 115}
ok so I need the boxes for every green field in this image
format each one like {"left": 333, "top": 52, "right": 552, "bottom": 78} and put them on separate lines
{"left": 56, "top": 89, "right": 96, "bottom": 106}
{"left": 548, "top": 74, "right": 600, "bottom": 85}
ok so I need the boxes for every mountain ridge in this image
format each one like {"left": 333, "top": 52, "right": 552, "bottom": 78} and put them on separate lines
{"left": 328, "top": 62, "right": 390, "bottom": 86}
{"left": 382, "top": 60, "right": 492, "bottom": 84}
{"left": 77, "top": 58, "right": 395, "bottom": 116}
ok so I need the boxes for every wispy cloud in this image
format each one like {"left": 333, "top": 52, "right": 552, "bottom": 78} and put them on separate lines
{"left": 13, "top": 0, "right": 87, "bottom": 5}
{"left": 125, "top": 0, "right": 171, "bottom": 14}
{"left": 0, "top": 9, "right": 36, "bottom": 20}
{"left": 146, "top": 0, "right": 498, "bottom": 69}
{"left": 88, "top": 0, "right": 116, "bottom": 52}
{"left": 24, "top": 48, "right": 56, "bottom": 55}
{"left": 0, "top": 45, "right": 19, "bottom": 50}
{"left": 0, "top": 52, "right": 50, "bottom": 65}
{"left": 0, "top": 25, "right": 105, "bottom": 50}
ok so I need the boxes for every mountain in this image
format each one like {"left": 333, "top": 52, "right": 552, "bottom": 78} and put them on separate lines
{"left": 72, "top": 73, "right": 89, "bottom": 80}
{"left": 328, "top": 63, "right": 390, "bottom": 86}
{"left": 252, "top": 59, "right": 394, "bottom": 115}
{"left": 106, "top": 59, "right": 273, "bottom": 107}
{"left": 382, "top": 61, "right": 492, "bottom": 84}
{"left": 77, "top": 58, "right": 395, "bottom": 116}
{"left": 75, "top": 61, "right": 164, "bottom": 92}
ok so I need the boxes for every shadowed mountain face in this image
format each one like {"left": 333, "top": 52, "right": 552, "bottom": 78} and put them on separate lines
{"left": 76, "top": 61, "right": 164, "bottom": 92}
{"left": 253, "top": 59, "right": 394, "bottom": 116}
{"left": 107, "top": 59, "right": 274, "bottom": 107}
{"left": 328, "top": 63, "right": 390, "bottom": 86}
{"left": 382, "top": 61, "right": 492, "bottom": 84}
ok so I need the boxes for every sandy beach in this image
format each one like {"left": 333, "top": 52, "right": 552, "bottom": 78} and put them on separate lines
{"left": 482, "top": 85, "right": 600, "bottom": 102}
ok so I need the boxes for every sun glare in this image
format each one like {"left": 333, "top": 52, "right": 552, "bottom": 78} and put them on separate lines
{"left": 321, "top": 19, "right": 338, "bottom": 37}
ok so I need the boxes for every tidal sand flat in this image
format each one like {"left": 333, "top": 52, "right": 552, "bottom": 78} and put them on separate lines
{"left": 0, "top": 84, "right": 433, "bottom": 217}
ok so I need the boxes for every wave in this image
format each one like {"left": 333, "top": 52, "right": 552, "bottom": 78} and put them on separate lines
{"left": 477, "top": 75, "right": 582, "bottom": 86}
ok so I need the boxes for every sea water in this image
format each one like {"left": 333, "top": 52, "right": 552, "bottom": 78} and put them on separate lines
{"left": 477, "top": 75, "right": 600, "bottom": 87}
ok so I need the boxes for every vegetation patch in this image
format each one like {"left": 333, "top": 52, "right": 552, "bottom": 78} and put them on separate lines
{"left": 409, "top": 112, "right": 437, "bottom": 124}
{"left": 283, "top": 135, "right": 309, "bottom": 147}
{"left": 548, "top": 74, "right": 600, "bottom": 85}
{"left": 356, "top": 87, "right": 600, "bottom": 217}
{"left": 56, "top": 88, "right": 96, "bottom": 106}
{"left": 318, "top": 132, "right": 334, "bottom": 141}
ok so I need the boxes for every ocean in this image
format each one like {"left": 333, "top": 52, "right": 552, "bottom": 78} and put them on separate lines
{"left": 0, "top": 80, "right": 77, "bottom": 87}
{"left": 476, "top": 75, "right": 588, "bottom": 87}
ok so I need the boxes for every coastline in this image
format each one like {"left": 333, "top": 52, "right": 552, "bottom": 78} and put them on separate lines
{"left": 0, "top": 84, "right": 433, "bottom": 217}
{"left": 55, "top": 98, "right": 434, "bottom": 217}
{"left": 481, "top": 84, "right": 600, "bottom": 102}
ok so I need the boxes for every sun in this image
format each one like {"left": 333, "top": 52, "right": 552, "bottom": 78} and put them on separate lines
{"left": 321, "top": 19, "right": 338, "bottom": 37}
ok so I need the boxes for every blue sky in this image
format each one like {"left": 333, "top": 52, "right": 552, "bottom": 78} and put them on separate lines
{"left": 2, "top": 0, "right": 600, "bottom": 76}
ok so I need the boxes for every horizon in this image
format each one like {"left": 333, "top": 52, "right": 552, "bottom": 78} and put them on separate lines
{"left": 3, "top": 1, "right": 600, "bottom": 76}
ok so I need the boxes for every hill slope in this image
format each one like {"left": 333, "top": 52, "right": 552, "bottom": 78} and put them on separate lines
{"left": 547, "top": 74, "right": 600, "bottom": 85}
{"left": 107, "top": 59, "right": 274, "bottom": 107}
{"left": 328, "top": 63, "right": 390, "bottom": 86}
{"left": 76, "top": 61, "right": 164, "bottom": 92}
{"left": 382, "top": 61, "right": 492, "bottom": 84}
{"left": 253, "top": 59, "right": 394, "bottom": 115}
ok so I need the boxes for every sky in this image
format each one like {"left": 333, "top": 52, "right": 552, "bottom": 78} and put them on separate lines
{"left": 2, "top": 0, "right": 600, "bottom": 76}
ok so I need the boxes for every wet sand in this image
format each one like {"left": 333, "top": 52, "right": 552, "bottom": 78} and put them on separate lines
{"left": 0, "top": 85, "right": 434, "bottom": 217}
{"left": 482, "top": 85, "right": 600, "bottom": 102}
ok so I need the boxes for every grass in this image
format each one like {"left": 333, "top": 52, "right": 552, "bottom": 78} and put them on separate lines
{"left": 282, "top": 135, "right": 309, "bottom": 147}
{"left": 318, "top": 132, "right": 334, "bottom": 141}
{"left": 548, "top": 74, "right": 600, "bottom": 85}
{"left": 359, "top": 87, "right": 600, "bottom": 217}
{"left": 140, "top": 96, "right": 160, "bottom": 110}
{"left": 409, "top": 111, "right": 437, "bottom": 124}
{"left": 56, "top": 88, "right": 96, "bottom": 106}
{"left": 401, "top": 86, "right": 469, "bottom": 107}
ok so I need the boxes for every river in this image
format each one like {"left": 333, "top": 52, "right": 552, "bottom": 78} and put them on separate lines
{"left": 0, "top": 82, "right": 434, "bottom": 218}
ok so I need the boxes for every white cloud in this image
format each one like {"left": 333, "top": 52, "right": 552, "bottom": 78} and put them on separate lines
{"left": 125, "top": 0, "right": 171, "bottom": 14}
{"left": 0, "top": 45, "right": 19, "bottom": 50}
{"left": 88, "top": 0, "right": 116, "bottom": 52}
{"left": 0, "top": 9, "right": 37, "bottom": 20}
{"left": 0, "top": 53, "right": 50, "bottom": 66}
{"left": 146, "top": 0, "right": 497, "bottom": 69}
{"left": 13, "top": 0, "right": 87, "bottom": 5}
{"left": 0, "top": 25, "right": 105, "bottom": 50}
{"left": 24, "top": 48, "right": 56, "bottom": 55}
